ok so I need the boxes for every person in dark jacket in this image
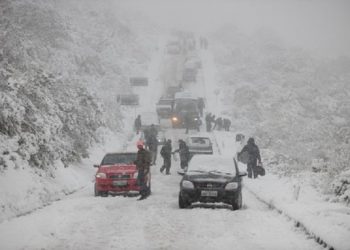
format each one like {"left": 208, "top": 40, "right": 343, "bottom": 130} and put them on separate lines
{"left": 148, "top": 135, "right": 158, "bottom": 165}
{"left": 160, "top": 139, "right": 172, "bottom": 175}
{"left": 184, "top": 112, "right": 191, "bottom": 134}
{"left": 198, "top": 98, "right": 205, "bottom": 117}
{"left": 223, "top": 118, "right": 231, "bottom": 131}
{"left": 205, "top": 113, "right": 212, "bottom": 132}
{"left": 134, "top": 140, "right": 152, "bottom": 200}
{"left": 239, "top": 137, "right": 262, "bottom": 179}
{"left": 173, "top": 139, "right": 191, "bottom": 170}
{"left": 213, "top": 117, "right": 223, "bottom": 130}
{"left": 134, "top": 115, "right": 142, "bottom": 135}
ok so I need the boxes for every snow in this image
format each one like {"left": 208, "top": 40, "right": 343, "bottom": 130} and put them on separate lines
{"left": 0, "top": 1, "right": 350, "bottom": 249}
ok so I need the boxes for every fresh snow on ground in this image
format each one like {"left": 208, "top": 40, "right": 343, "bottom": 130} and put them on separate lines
{"left": 200, "top": 50, "right": 350, "bottom": 250}
{"left": 1, "top": 3, "right": 349, "bottom": 247}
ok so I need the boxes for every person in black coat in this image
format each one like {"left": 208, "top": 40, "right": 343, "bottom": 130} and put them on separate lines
{"left": 173, "top": 139, "right": 191, "bottom": 170}
{"left": 160, "top": 139, "right": 172, "bottom": 175}
{"left": 239, "top": 137, "right": 262, "bottom": 179}
{"left": 134, "top": 115, "right": 142, "bottom": 134}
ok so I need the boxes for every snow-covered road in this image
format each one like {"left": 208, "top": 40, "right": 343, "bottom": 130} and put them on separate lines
{"left": 0, "top": 37, "right": 322, "bottom": 250}
{"left": 0, "top": 169, "right": 322, "bottom": 250}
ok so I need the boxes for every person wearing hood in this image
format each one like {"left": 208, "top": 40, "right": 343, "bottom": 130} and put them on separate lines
{"left": 239, "top": 137, "right": 262, "bottom": 179}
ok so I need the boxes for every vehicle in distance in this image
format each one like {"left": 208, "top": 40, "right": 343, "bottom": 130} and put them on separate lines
{"left": 178, "top": 155, "right": 246, "bottom": 210}
{"left": 117, "top": 94, "right": 139, "bottom": 105}
{"left": 129, "top": 77, "right": 148, "bottom": 86}
{"left": 94, "top": 152, "right": 150, "bottom": 196}
{"left": 171, "top": 92, "right": 201, "bottom": 129}
{"left": 186, "top": 136, "right": 213, "bottom": 157}
{"left": 165, "top": 85, "right": 183, "bottom": 98}
{"left": 156, "top": 97, "right": 174, "bottom": 119}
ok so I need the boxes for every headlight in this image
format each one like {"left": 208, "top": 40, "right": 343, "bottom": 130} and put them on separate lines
{"left": 96, "top": 173, "right": 107, "bottom": 179}
{"left": 172, "top": 117, "right": 178, "bottom": 122}
{"left": 182, "top": 180, "right": 194, "bottom": 189}
{"left": 194, "top": 118, "right": 198, "bottom": 121}
{"left": 133, "top": 171, "right": 139, "bottom": 179}
{"left": 225, "top": 182, "right": 238, "bottom": 190}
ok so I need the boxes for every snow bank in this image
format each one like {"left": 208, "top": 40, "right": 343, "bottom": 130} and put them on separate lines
{"left": 245, "top": 176, "right": 350, "bottom": 250}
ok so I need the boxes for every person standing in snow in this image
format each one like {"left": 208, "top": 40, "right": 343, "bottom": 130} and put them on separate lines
{"left": 172, "top": 139, "right": 191, "bottom": 170}
{"left": 198, "top": 98, "right": 205, "bottom": 117}
{"left": 148, "top": 135, "right": 158, "bottom": 165}
{"left": 134, "top": 115, "right": 142, "bottom": 135}
{"left": 223, "top": 118, "right": 231, "bottom": 131}
{"left": 239, "top": 137, "right": 262, "bottom": 179}
{"left": 205, "top": 113, "right": 212, "bottom": 132}
{"left": 134, "top": 140, "right": 152, "bottom": 200}
{"left": 184, "top": 112, "right": 191, "bottom": 134}
{"left": 160, "top": 139, "right": 172, "bottom": 175}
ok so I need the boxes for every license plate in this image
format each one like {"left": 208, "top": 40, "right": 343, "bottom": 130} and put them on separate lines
{"left": 113, "top": 180, "right": 127, "bottom": 187}
{"left": 201, "top": 190, "right": 218, "bottom": 197}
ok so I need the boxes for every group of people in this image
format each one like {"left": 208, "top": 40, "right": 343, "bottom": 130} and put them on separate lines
{"left": 205, "top": 113, "right": 231, "bottom": 132}
{"left": 134, "top": 115, "right": 263, "bottom": 201}
{"left": 159, "top": 139, "right": 191, "bottom": 175}
{"left": 134, "top": 138, "right": 191, "bottom": 200}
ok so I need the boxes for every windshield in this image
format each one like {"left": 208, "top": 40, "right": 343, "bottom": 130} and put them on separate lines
{"left": 101, "top": 153, "right": 137, "bottom": 165}
{"left": 174, "top": 100, "right": 198, "bottom": 113}
{"left": 158, "top": 99, "right": 173, "bottom": 105}
{"left": 190, "top": 137, "right": 210, "bottom": 145}
{"left": 187, "top": 155, "right": 236, "bottom": 175}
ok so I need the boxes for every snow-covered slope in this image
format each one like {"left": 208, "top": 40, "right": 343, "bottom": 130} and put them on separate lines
{"left": 209, "top": 26, "right": 350, "bottom": 203}
{"left": 0, "top": 0, "right": 157, "bottom": 222}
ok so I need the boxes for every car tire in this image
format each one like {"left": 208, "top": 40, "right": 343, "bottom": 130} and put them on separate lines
{"left": 178, "top": 193, "right": 191, "bottom": 209}
{"left": 94, "top": 184, "right": 101, "bottom": 197}
{"left": 232, "top": 191, "right": 242, "bottom": 210}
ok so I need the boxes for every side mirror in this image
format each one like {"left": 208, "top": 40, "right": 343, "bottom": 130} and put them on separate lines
{"left": 238, "top": 171, "right": 247, "bottom": 177}
{"left": 93, "top": 164, "right": 100, "bottom": 168}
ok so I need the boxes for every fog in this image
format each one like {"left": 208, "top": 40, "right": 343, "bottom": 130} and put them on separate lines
{"left": 120, "top": 0, "right": 350, "bottom": 57}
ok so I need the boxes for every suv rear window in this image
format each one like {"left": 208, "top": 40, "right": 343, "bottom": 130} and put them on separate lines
{"left": 101, "top": 153, "right": 137, "bottom": 165}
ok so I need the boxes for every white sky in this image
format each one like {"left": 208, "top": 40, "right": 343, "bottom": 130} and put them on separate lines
{"left": 119, "top": 0, "right": 350, "bottom": 57}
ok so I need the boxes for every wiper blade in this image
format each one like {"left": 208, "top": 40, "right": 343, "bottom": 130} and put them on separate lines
{"left": 187, "top": 170, "right": 207, "bottom": 173}
{"left": 209, "top": 170, "right": 232, "bottom": 175}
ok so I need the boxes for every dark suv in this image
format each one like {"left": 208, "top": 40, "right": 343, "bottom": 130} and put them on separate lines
{"left": 178, "top": 155, "right": 246, "bottom": 210}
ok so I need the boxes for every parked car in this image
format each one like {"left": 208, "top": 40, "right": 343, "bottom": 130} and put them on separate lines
{"left": 94, "top": 152, "right": 150, "bottom": 196}
{"left": 178, "top": 155, "right": 246, "bottom": 210}
{"left": 156, "top": 97, "right": 174, "bottom": 119}
{"left": 117, "top": 94, "right": 139, "bottom": 105}
{"left": 129, "top": 77, "right": 148, "bottom": 86}
{"left": 186, "top": 136, "right": 213, "bottom": 157}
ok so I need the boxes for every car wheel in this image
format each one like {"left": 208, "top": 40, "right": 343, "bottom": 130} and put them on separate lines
{"left": 232, "top": 191, "right": 242, "bottom": 210}
{"left": 94, "top": 184, "right": 101, "bottom": 197}
{"left": 178, "top": 193, "right": 191, "bottom": 209}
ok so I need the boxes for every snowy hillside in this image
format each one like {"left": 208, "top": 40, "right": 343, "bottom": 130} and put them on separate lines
{"left": 0, "top": 0, "right": 157, "bottom": 222}
{"left": 210, "top": 27, "right": 350, "bottom": 203}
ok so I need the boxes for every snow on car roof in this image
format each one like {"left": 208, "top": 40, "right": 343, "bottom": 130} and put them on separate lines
{"left": 188, "top": 155, "right": 236, "bottom": 175}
